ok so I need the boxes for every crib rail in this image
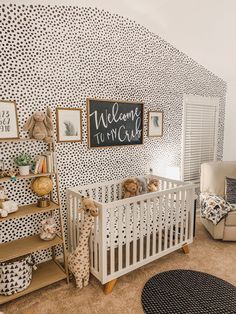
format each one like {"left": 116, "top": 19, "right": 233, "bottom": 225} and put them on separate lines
{"left": 67, "top": 176, "right": 195, "bottom": 284}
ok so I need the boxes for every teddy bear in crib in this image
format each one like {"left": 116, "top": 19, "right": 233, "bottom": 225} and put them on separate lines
{"left": 0, "top": 187, "right": 18, "bottom": 218}
{"left": 122, "top": 178, "right": 140, "bottom": 199}
{"left": 68, "top": 196, "right": 98, "bottom": 289}
{"left": 147, "top": 178, "right": 159, "bottom": 192}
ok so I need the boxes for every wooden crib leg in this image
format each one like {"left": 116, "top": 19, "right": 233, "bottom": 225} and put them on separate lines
{"left": 104, "top": 279, "right": 117, "bottom": 294}
{"left": 182, "top": 244, "right": 190, "bottom": 254}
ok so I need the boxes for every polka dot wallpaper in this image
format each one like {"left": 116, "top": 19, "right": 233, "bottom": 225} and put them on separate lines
{"left": 0, "top": 4, "right": 226, "bottom": 262}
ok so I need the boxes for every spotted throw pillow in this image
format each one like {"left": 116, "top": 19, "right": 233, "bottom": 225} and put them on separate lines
{"left": 225, "top": 177, "right": 236, "bottom": 204}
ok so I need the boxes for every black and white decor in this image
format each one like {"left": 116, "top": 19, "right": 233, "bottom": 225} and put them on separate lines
{"left": 0, "top": 4, "right": 226, "bottom": 262}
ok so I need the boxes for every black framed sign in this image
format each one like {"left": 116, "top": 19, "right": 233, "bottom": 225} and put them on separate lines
{"left": 87, "top": 98, "right": 144, "bottom": 148}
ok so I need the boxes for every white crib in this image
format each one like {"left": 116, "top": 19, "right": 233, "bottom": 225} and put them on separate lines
{"left": 67, "top": 175, "right": 196, "bottom": 291}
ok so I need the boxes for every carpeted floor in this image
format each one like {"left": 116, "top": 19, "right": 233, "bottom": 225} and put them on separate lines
{"left": 1, "top": 216, "right": 236, "bottom": 314}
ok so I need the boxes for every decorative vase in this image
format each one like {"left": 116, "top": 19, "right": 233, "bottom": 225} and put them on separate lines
{"left": 19, "top": 165, "right": 30, "bottom": 176}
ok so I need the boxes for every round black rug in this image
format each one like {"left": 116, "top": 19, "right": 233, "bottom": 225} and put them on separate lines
{"left": 141, "top": 269, "right": 236, "bottom": 314}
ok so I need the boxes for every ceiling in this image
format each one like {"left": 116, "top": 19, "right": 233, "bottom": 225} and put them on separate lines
{"left": 6, "top": 0, "right": 236, "bottom": 82}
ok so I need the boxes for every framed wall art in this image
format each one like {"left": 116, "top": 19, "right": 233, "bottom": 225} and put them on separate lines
{"left": 0, "top": 100, "right": 19, "bottom": 140}
{"left": 87, "top": 98, "right": 144, "bottom": 148}
{"left": 56, "top": 108, "right": 82, "bottom": 142}
{"left": 148, "top": 111, "right": 163, "bottom": 137}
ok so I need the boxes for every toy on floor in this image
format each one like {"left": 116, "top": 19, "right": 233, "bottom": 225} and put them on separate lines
{"left": 23, "top": 107, "right": 53, "bottom": 142}
{"left": 122, "top": 178, "right": 140, "bottom": 198}
{"left": 68, "top": 196, "right": 98, "bottom": 289}
{"left": 0, "top": 187, "right": 18, "bottom": 218}
{"left": 148, "top": 178, "right": 159, "bottom": 192}
{"left": 39, "top": 217, "right": 57, "bottom": 241}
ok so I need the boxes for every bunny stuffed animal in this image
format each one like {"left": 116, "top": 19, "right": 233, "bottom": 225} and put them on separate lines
{"left": 23, "top": 107, "right": 53, "bottom": 142}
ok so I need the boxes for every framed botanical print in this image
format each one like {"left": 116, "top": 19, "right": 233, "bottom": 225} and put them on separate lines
{"left": 148, "top": 111, "right": 163, "bottom": 137}
{"left": 0, "top": 100, "right": 19, "bottom": 140}
{"left": 56, "top": 108, "right": 82, "bottom": 143}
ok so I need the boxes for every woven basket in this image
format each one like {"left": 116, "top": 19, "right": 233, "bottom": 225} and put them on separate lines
{"left": 0, "top": 255, "right": 34, "bottom": 296}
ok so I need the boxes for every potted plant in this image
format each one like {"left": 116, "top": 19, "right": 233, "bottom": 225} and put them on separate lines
{"left": 14, "top": 152, "right": 32, "bottom": 176}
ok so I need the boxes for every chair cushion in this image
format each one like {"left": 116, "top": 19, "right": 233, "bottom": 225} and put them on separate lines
{"left": 201, "top": 161, "right": 236, "bottom": 196}
{"left": 225, "top": 210, "right": 236, "bottom": 226}
{"left": 225, "top": 177, "right": 236, "bottom": 203}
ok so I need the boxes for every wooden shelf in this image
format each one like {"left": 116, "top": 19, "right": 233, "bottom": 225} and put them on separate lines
{"left": 0, "top": 234, "right": 63, "bottom": 262}
{"left": 0, "top": 138, "right": 38, "bottom": 143}
{"left": 0, "top": 260, "right": 67, "bottom": 305}
{"left": 0, "top": 172, "right": 55, "bottom": 183}
{"left": 0, "top": 201, "right": 59, "bottom": 222}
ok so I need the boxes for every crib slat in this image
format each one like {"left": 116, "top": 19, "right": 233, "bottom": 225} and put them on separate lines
{"left": 72, "top": 196, "right": 77, "bottom": 251}
{"left": 180, "top": 189, "right": 185, "bottom": 243}
{"left": 94, "top": 216, "right": 98, "bottom": 271}
{"left": 152, "top": 197, "right": 158, "bottom": 255}
{"left": 118, "top": 206, "right": 123, "bottom": 271}
{"left": 158, "top": 195, "right": 163, "bottom": 253}
{"left": 110, "top": 207, "right": 115, "bottom": 275}
{"left": 146, "top": 198, "right": 151, "bottom": 258}
{"left": 140, "top": 200, "right": 144, "bottom": 260}
{"left": 133, "top": 202, "right": 138, "bottom": 264}
{"left": 107, "top": 185, "right": 111, "bottom": 203}
{"left": 119, "top": 183, "right": 123, "bottom": 200}
{"left": 126, "top": 203, "right": 131, "bottom": 267}
{"left": 185, "top": 188, "right": 190, "bottom": 241}
{"left": 175, "top": 191, "right": 180, "bottom": 246}
{"left": 68, "top": 195, "right": 73, "bottom": 251}
{"left": 169, "top": 192, "right": 174, "bottom": 248}
{"left": 102, "top": 185, "right": 105, "bottom": 203}
{"left": 95, "top": 187, "right": 99, "bottom": 202}
{"left": 164, "top": 193, "right": 169, "bottom": 250}
{"left": 77, "top": 197, "right": 81, "bottom": 245}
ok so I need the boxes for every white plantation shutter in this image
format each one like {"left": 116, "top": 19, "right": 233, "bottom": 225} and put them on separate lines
{"left": 182, "top": 95, "right": 219, "bottom": 182}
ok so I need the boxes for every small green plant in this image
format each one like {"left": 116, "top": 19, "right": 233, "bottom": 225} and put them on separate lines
{"left": 14, "top": 152, "right": 32, "bottom": 166}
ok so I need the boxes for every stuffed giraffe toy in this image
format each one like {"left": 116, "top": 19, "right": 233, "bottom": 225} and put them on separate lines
{"left": 68, "top": 196, "right": 98, "bottom": 288}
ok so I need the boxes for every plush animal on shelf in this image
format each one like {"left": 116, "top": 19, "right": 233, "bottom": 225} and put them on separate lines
{"left": 147, "top": 178, "right": 159, "bottom": 193}
{"left": 39, "top": 218, "right": 57, "bottom": 241}
{"left": 68, "top": 196, "right": 98, "bottom": 289}
{"left": 23, "top": 107, "right": 53, "bottom": 143}
{"left": 0, "top": 187, "right": 18, "bottom": 218}
{"left": 122, "top": 178, "right": 140, "bottom": 199}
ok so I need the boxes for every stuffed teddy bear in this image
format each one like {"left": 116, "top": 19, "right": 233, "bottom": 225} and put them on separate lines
{"left": 0, "top": 187, "right": 18, "bottom": 218}
{"left": 23, "top": 107, "right": 53, "bottom": 143}
{"left": 122, "top": 178, "right": 140, "bottom": 198}
{"left": 147, "top": 178, "right": 159, "bottom": 192}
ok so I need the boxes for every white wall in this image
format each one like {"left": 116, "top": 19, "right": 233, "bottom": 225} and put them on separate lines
{"left": 223, "top": 81, "right": 236, "bottom": 161}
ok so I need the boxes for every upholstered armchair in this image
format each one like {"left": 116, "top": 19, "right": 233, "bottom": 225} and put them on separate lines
{"left": 200, "top": 161, "right": 236, "bottom": 241}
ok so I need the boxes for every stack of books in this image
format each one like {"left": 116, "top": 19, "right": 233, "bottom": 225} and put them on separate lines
{"left": 33, "top": 151, "right": 55, "bottom": 174}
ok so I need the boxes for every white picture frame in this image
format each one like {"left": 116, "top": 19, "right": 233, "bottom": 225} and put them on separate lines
{"left": 148, "top": 111, "right": 163, "bottom": 137}
{"left": 0, "top": 100, "right": 19, "bottom": 140}
{"left": 56, "top": 108, "right": 82, "bottom": 142}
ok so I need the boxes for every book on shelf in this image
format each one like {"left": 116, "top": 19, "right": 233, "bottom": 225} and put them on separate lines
{"left": 33, "top": 151, "right": 54, "bottom": 174}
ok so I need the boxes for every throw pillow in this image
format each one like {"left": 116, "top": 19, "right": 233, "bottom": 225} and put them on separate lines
{"left": 225, "top": 177, "right": 236, "bottom": 203}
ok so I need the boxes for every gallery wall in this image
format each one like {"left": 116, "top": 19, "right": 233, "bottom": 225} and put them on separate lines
{"left": 0, "top": 4, "right": 226, "bottom": 260}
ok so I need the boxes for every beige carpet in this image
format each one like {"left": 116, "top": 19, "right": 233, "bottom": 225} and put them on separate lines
{"left": 1, "top": 216, "right": 236, "bottom": 314}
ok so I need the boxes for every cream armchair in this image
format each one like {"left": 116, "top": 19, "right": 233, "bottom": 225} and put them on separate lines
{"left": 200, "top": 161, "right": 236, "bottom": 241}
